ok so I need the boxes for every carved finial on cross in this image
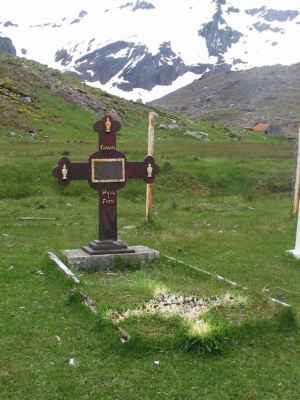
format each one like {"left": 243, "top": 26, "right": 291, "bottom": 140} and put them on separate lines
{"left": 147, "top": 163, "right": 153, "bottom": 178}
{"left": 105, "top": 116, "right": 112, "bottom": 133}
{"left": 62, "top": 164, "right": 68, "bottom": 180}
{"left": 93, "top": 115, "right": 122, "bottom": 150}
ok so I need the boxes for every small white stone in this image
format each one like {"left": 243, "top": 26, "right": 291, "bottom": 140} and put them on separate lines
{"left": 154, "top": 361, "right": 160, "bottom": 366}
{"left": 122, "top": 225, "right": 136, "bottom": 230}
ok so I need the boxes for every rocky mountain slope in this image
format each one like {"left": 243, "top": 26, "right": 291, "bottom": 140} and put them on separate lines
{"left": 151, "top": 63, "right": 300, "bottom": 137}
{"left": 0, "top": 54, "right": 235, "bottom": 145}
{"left": 0, "top": 53, "right": 147, "bottom": 135}
{"left": 0, "top": 0, "right": 300, "bottom": 102}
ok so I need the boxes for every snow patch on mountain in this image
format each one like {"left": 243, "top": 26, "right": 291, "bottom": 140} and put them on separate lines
{"left": 88, "top": 70, "right": 200, "bottom": 102}
{"left": 223, "top": 0, "right": 300, "bottom": 69}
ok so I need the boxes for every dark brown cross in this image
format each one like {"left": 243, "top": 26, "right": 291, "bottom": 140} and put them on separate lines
{"left": 53, "top": 115, "right": 159, "bottom": 255}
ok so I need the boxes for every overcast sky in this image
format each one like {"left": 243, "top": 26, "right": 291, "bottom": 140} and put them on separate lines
{"left": 1, "top": 0, "right": 100, "bottom": 24}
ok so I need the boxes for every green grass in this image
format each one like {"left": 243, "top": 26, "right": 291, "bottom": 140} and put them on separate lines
{"left": 1, "top": 54, "right": 300, "bottom": 399}
{"left": 1, "top": 134, "right": 299, "bottom": 399}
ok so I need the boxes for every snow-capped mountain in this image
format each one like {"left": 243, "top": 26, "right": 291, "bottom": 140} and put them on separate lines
{"left": 1, "top": 0, "right": 300, "bottom": 102}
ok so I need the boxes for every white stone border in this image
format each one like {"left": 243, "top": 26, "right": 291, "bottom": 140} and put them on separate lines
{"left": 163, "top": 255, "right": 291, "bottom": 308}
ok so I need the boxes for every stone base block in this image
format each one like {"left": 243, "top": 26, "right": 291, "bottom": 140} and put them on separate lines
{"left": 64, "top": 246, "right": 160, "bottom": 271}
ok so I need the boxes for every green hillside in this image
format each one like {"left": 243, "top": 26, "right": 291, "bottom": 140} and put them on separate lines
{"left": 0, "top": 54, "right": 285, "bottom": 145}
{"left": 0, "top": 54, "right": 299, "bottom": 400}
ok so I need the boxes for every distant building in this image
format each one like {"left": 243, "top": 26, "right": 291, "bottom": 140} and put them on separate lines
{"left": 245, "top": 122, "right": 270, "bottom": 134}
{"left": 245, "top": 122, "right": 299, "bottom": 137}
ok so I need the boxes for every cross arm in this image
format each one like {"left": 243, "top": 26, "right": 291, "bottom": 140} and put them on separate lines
{"left": 126, "top": 156, "right": 159, "bottom": 183}
{"left": 126, "top": 162, "right": 145, "bottom": 179}
{"left": 53, "top": 157, "right": 89, "bottom": 186}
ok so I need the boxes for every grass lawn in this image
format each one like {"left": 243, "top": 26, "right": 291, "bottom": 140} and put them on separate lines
{"left": 1, "top": 124, "right": 300, "bottom": 399}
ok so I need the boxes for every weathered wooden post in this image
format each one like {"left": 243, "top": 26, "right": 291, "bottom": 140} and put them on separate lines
{"left": 146, "top": 112, "right": 158, "bottom": 222}
{"left": 289, "top": 127, "right": 300, "bottom": 258}
{"left": 292, "top": 127, "right": 300, "bottom": 215}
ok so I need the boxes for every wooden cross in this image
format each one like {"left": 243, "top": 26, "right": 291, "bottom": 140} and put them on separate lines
{"left": 53, "top": 115, "right": 159, "bottom": 255}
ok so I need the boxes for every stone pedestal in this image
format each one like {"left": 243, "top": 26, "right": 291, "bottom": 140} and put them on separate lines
{"left": 287, "top": 250, "right": 300, "bottom": 259}
{"left": 64, "top": 246, "right": 159, "bottom": 271}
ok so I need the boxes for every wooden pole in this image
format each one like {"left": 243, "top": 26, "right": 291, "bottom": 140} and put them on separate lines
{"left": 146, "top": 112, "right": 158, "bottom": 222}
{"left": 292, "top": 128, "right": 300, "bottom": 215}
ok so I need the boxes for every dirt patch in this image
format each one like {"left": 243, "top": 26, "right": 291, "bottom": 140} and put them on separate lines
{"left": 108, "top": 292, "right": 247, "bottom": 325}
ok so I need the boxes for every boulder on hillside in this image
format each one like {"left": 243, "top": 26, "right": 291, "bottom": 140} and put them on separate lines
{"left": 184, "top": 131, "right": 210, "bottom": 142}
{"left": 159, "top": 123, "right": 180, "bottom": 130}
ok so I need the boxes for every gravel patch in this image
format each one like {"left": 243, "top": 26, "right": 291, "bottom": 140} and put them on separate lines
{"left": 108, "top": 292, "right": 246, "bottom": 325}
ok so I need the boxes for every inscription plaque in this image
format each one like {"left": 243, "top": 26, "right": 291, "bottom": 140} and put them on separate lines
{"left": 91, "top": 158, "right": 125, "bottom": 183}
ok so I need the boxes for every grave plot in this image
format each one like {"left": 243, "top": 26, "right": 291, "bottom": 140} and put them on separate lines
{"left": 72, "top": 256, "right": 293, "bottom": 353}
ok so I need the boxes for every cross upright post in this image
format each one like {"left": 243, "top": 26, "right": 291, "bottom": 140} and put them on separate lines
{"left": 53, "top": 115, "right": 159, "bottom": 255}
